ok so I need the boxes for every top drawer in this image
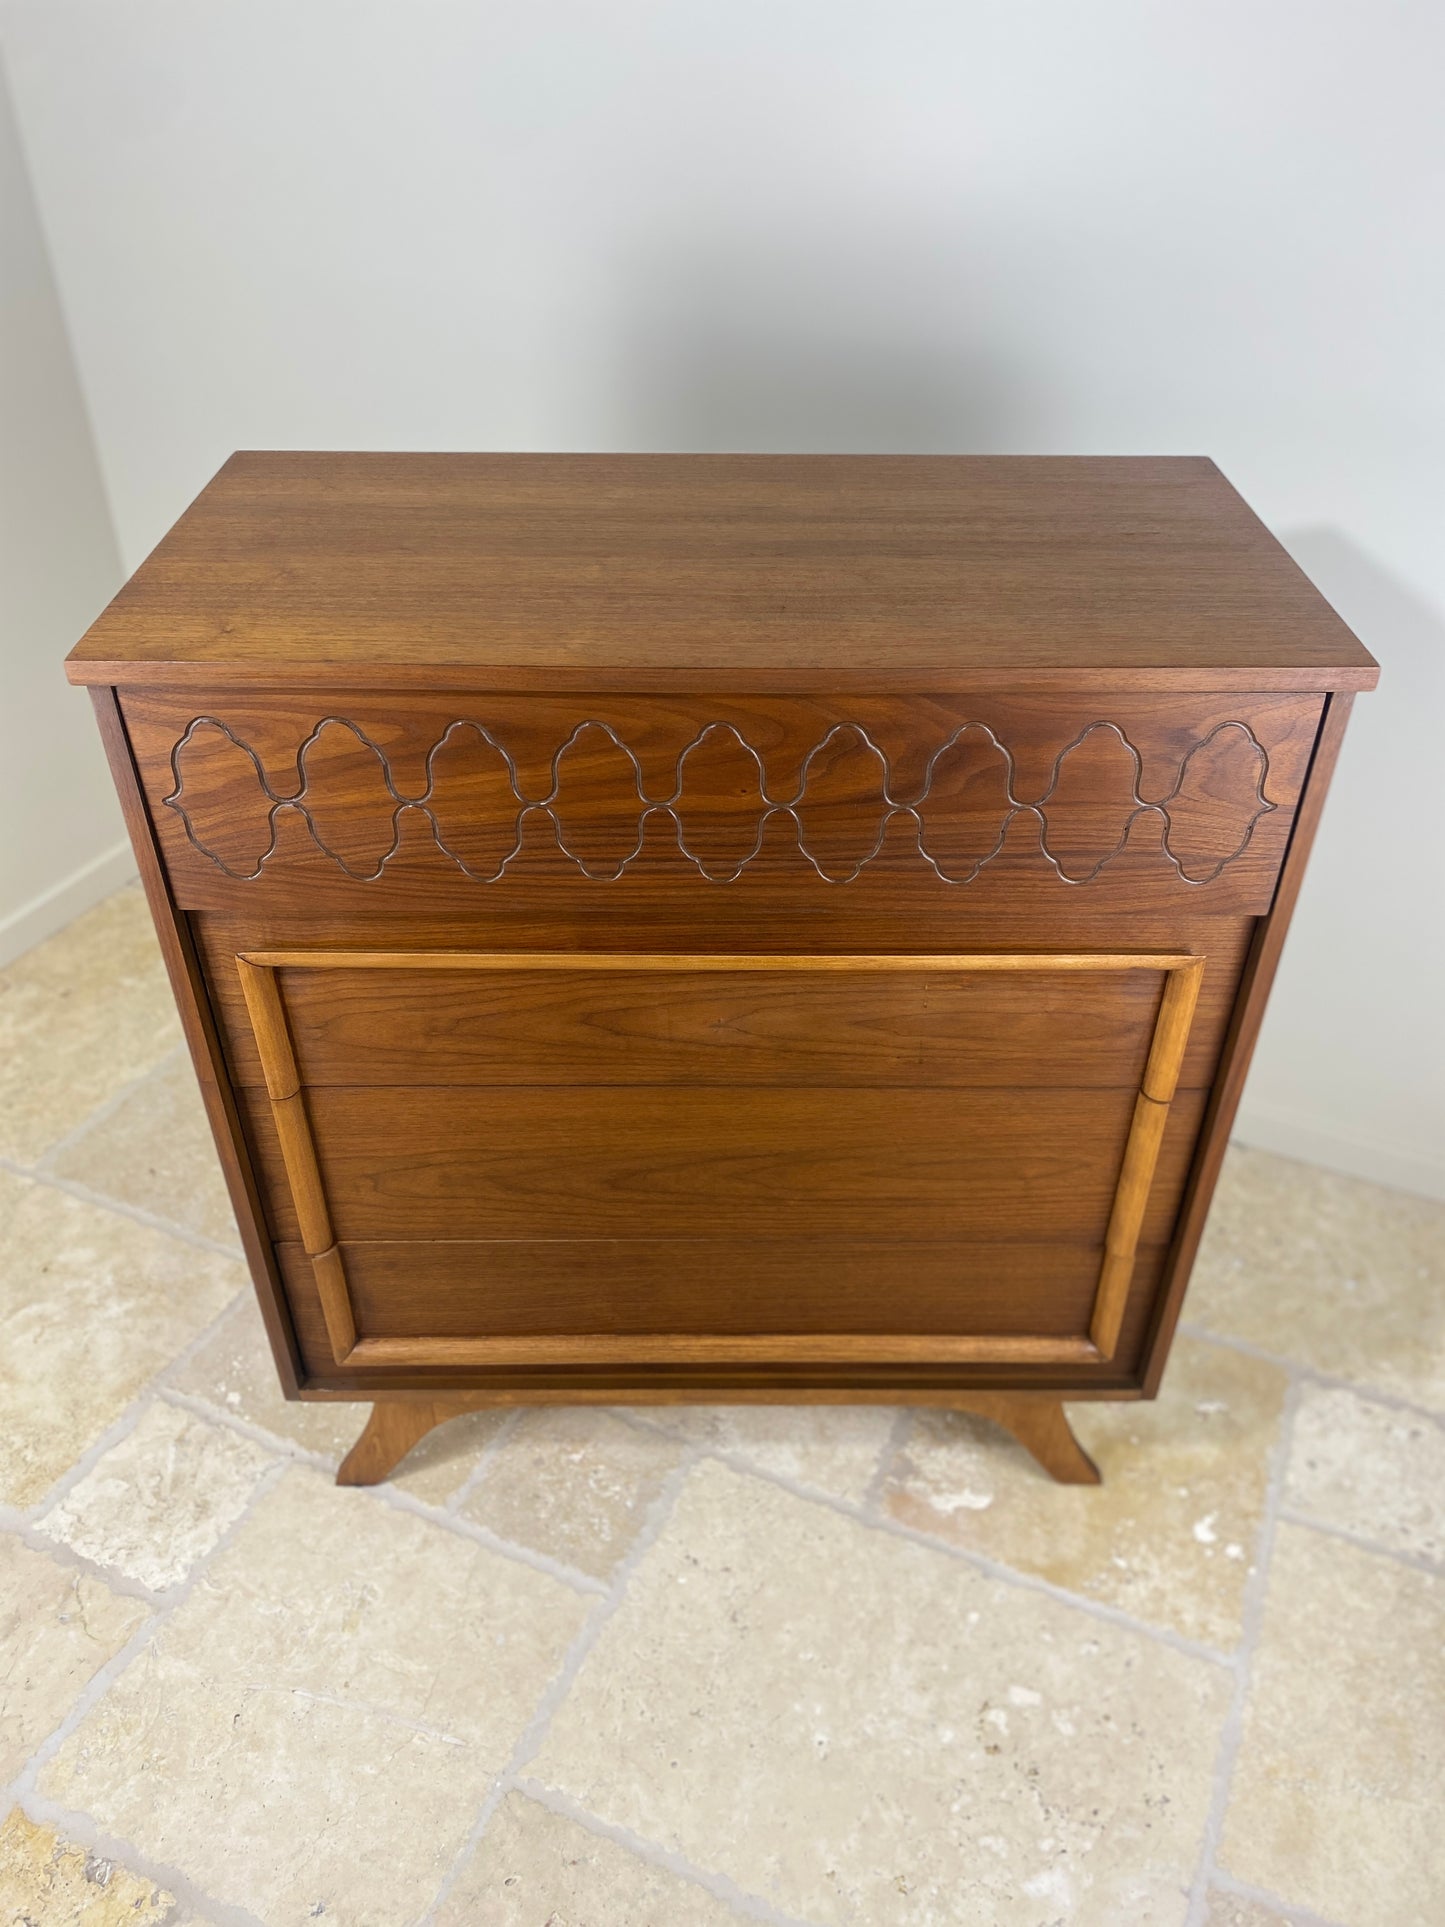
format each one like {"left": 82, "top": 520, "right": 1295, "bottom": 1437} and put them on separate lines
{"left": 120, "top": 688, "right": 1323, "bottom": 924}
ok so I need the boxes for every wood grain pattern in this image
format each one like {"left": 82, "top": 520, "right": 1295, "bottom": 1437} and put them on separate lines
{"left": 1142, "top": 958, "right": 1207, "bottom": 1103}
{"left": 1089, "top": 958, "right": 1204, "bottom": 1356}
{"left": 241, "top": 1080, "right": 1206, "bottom": 1250}
{"left": 87, "top": 689, "right": 305, "bottom": 1395}
{"left": 1140, "top": 690, "right": 1360, "bottom": 1392}
{"left": 346, "top": 1332, "right": 1100, "bottom": 1367}
{"left": 194, "top": 910, "right": 1254, "bottom": 1097}
{"left": 243, "top": 961, "right": 1175, "bottom": 1092}
{"left": 328, "top": 1238, "right": 1125, "bottom": 1338}
{"left": 121, "top": 687, "right": 1323, "bottom": 917}
{"left": 276, "top": 1241, "right": 1165, "bottom": 1396}
{"left": 67, "top": 454, "right": 1377, "bottom": 689}
{"left": 69, "top": 457, "right": 1371, "bottom": 1436}
{"left": 231, "top": 945, "right": 1201, "bottom": 1374}
{"left": 336, "top": 1397, "right": 482, "bottom": 1486}
{"left": 234, "top": 959, "right": 299, "bottom": 1100}
{"left": 311, "top": 1242, "right": 357, "bottom": 1363}
{"left": 294, "top": 1083, "right": 1210, "bottom": 1245}
{"left": 957, "top": 1395, "right": 1102, "bottom": 1484}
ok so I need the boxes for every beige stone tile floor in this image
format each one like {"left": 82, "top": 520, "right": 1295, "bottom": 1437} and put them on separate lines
{"left": 0, "top": 887, "right": 1440, "bottom": 1925}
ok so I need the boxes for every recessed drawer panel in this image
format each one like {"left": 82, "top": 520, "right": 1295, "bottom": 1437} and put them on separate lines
{"left": 240, "top": 959, "right": 1168, "bottom": 1089}
{"left": 275, "top": 1244, "right": 1169, "bottom": 1386}
{"left": 312, "top": 1239, "right": 1116, "bottom": 1338}
{"left": 308, "top": 1083, "right": 1157, "bottom": 1242}
{"left": 228, "top": 946, "right": 1210, "bottom": 1377}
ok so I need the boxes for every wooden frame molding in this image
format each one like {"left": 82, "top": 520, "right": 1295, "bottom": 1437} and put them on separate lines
{"left": 235, "top": 948, "right": 1204, "bottom": 1372}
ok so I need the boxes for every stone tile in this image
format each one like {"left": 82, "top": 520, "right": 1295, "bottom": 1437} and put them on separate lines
{"left": 0, "top": 1807, "right": 175, "bottom": 1925}
{"left": 437, "top": 1791, "right": 741, "bottom": 1926}
{"left": 1220, "top": 1522, "right": 1445, "bottom": 1926}
{"left": 48, "top": 1054, "right": 238, "bottom": 1250}
{"left": 1202, "top": 1892, "right": 1303, "bottom": 1927}
{"left": 165, "top": 1293, "right": 365, "bottom": 1461}
{"left": 1189, "top": 1146, "right": 1445, "bottom": 1412}
{"left": 626, "top": 1403, "right": 895, "bottom": 1504}
{"left": 36, "top": 1402, "right": 275, "bottom": 1593}
{"left": 459, "top": 1410, "right": 681, "bottom": 1579}
{"left": 0, "top": 886, "right": 181, "bottom": 1165}
{"left": 166, "top": 1294, "right": 504, "bottom": 1500}
{"left": 1286, "top": 1384, "right": 1445, "bottom": 1566}
{"left": 0, "top": 1536, "right": 148, "bottom": 1782}
{"left": 40, "top": 1465, "right": 591, "bottom": 1927}
{"left": 533, "top": 1459, "right": 1231, "bottom": 1925}
{"left": 0, "top": 1172, "right": 244, "bottom": 1508}
{"left": 884, "top": 1336, "right": 1285, "bottom": 1650}
{"left": 389, "top": 1411, "right": 513, "bottom": 1507}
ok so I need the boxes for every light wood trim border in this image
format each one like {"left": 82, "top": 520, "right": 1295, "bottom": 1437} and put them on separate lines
{"left": 243, "top": 949, "right": 1197, "bottom": 973}
{"left": 236, "top": 948, "right": 1204, "bottom": 1370}
{"left": 236, "top": 958, "right": 355, "bottom": 1362}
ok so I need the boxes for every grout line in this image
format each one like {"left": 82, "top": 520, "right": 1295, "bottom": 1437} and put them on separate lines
{"left": 860, "top": 1405, "right": 914, "bottom": 1518}
{"left": 30, "top": 1041, "right": 189, "bottom": 1172}
{"left": 6, "top": 1456, "right": 294, "bottom": 1800}
{"left": 0, "top": 1514, "right": 169, "bottom": 1613}
{"left": 417, "top": 1446, "right": 706, "bottom": 1925}
{"left": 694, "top": 1443, "right": 1238, "bottom": 1672}
{"left": 154, "top": 1385, "right": 340, "bottom": 1471}
{"left": 1202, "top": 1865, "right": 1350, "bottom": 1927}
{"left": 605, "top": 1405, "right": 686, "bottom": 1442}
{"left": 0, "top": 1510, "right": 177, "bottom": 1618}
{"left": 153, "top": 1382, "right": 610, "bottom": 1599}
{"left": 10, "top": 1286, "right": 253, "bottom": 1533}
{"left": 1276, "top": 1505, "right": 1443, "bottom": 1578}
{"left": 1181, "top": 1375, "right": 1302, "bottom": 1926}
{"left": 5, "top": 1793, "right": 269, "bottom": 1927}
{"left": 9, "top": 1399, "right": 156, "bottom": 1532}
{"left": 1179, "top": 1322, "right": 1445, "bottom": 1426}
{"left": 444, "top": 1406, "right": 524, "bottom": 1515}
{"left": 513, "top": 1779, "right": 823, "bottom": 1927}
{"left": 357, "top": 1474, "right": 611, "bottom": 1598}
{"left": 0, "top": 1153, "right": 246, "bottom": 1261}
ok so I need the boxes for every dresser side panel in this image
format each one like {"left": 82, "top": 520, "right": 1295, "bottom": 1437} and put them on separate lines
{"left": 1140, "top": 691, "right": 1357, "bottom": 1392}
{"left": 88, "top": 686, "right": 303, "bottom": 1394}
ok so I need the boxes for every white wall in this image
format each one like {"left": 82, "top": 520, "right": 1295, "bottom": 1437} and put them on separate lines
{"left": 0, "top": 55, "right": 126, "bottom": 964}
{"left": 1, "top": 0, "right": 1440, "bottom": 1191}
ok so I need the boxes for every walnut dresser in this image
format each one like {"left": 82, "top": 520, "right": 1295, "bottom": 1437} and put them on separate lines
{"left": 67, "top": 454, "right": 1377, "bottom": 1486}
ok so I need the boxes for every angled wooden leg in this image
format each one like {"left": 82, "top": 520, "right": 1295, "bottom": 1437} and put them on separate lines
{"left": 336, "top": 1397, "right": 485, "bottom": 1486}
{"left": 956, "top": 1394, "right": 1102, "bottom": 1485}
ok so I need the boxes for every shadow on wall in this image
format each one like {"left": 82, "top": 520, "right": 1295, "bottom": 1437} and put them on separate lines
{"left": 611, "top": 229, "right": 1047, "bottom": 451}
{"left": 1272, "top": 522, "right": 1440, "bottom": 896}
{"left": 1276, "top": 526, "right": 1444, "bottom": 708}
{"left": 1237, "top": 524, "right": 1444, "bottom": 1198}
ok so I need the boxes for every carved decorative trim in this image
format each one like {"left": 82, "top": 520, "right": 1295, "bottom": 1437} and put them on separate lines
{"left": 165, "top": 716, "right": 1277, "bottom": 886}
{"left": 236, "top": 947, "right": 1205, "bottom": 1370}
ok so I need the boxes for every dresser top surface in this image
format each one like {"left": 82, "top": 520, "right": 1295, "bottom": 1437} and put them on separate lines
{"left": 67, "top": 452, "right": 1376, "bottom": 693}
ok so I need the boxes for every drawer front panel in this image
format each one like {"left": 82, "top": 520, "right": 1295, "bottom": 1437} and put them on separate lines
{"left": 293, "top": 1083, "right": 1210, "bottom": 1243}
{"left": 240, "top": 1080, "right": 1205, "bottom": 1248}
{"left": 238, "top": 959, "right": 1167, "bottom": 1089}
{"left": 225, "top": 946, "right": 1211, "bottom": 1377}
{"left": 328, "top": 1239, "right": 1110, "bottom": 1338}
{"left": 194, "top": 910, "right": 1254, "bottom": 1096}
{"left": 124, "top": 688, "right": 1323, "bottom": 920}
{"left": 276, "top": 1244, "right": 1167, "bottom": 1389}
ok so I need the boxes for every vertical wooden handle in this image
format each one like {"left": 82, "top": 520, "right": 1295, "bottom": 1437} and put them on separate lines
{"left": 236, "top": 958, "right": 356, "bottom": 1364}
{"left": 1090, "top": 958, "right": 1204, "bottom": 1360}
